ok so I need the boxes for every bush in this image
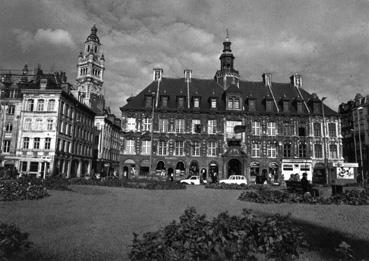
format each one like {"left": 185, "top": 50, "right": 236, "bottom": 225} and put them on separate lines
{"left": 0, "top": 222, "right": 31, "bottom": 258}
{"left": 0, "top": 180, "right": 49, "bottom": 201}
{"left": 239, "top": 187, "right": 369, "bottom": 205}
{"left": 17, "top": 176, "right": 71, "bottom": 191}
{"left": 205, "top": 183, "right": 249, "bottom": 190}
{"left": 130, "top": 207, "right": 309, "bottom": 261}
{"left": 69, "top": 177, "right": 186, "bottom": 190}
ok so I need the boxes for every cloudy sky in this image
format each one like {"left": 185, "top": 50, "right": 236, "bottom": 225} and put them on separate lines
{"left": 1, "top": 0, "right": 369, "bottom": 115}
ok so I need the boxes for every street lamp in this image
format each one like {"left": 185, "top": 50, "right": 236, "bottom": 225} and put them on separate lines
{"left": 355, "top": 106, "right": 364, "bottom": 184}
{"left": 321, "top": 97, "right": 329, "bottom": 185}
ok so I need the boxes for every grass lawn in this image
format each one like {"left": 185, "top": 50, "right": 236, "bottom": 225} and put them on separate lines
{"left": 1, "top": 185, "right": 369, "bottom": 260}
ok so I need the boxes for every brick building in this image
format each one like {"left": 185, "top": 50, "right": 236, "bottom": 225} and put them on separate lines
{"left": 120, "top": 35, "right": 342, "bottom": 184}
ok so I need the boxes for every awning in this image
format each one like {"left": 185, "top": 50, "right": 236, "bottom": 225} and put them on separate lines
{"left": 124, "top": 159, "right": 135, "bottom": 165}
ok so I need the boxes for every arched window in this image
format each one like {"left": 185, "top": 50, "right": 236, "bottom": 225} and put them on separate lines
{"left": 37, "top": 99, "right": 44, "bottom": 111}
{"left": 27, "top": 99, "right": 34, "bottom": 111}
{"left": 47, "top": 99, "right": 55, "bottom": 111}
{"left": 24, "top": 118, "right": 32, "bottom": 130}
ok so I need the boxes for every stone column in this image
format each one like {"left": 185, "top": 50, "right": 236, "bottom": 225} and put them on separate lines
{"left": 66, "top": 160, "right": 72, "bottom": 178}
{"left": 87, "top": 159, "right": 92, "bottom": 176}
{"left": 77, "top": 159, "right": 82, "bottom": 178}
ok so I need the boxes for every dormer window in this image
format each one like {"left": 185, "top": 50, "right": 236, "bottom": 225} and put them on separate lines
{"left": 161, "top": 96, "right": 168, "bottom": 108}
{"left": 266, "top": 100, "right": 273, "bottom": 112}
{"left": 177, "top": 97, "right": 185, "bottom": 108}
{"left": 283, "top": 101, "right": 289, "bottom": 112}
{"left": 313, "top": 102, "right": 320, "bottom": 114}
{"left": 227, "top": 96, "right": 241, "bottom": 110}
{"left": 145, "top": 96, "right": 153, "bottom": 108}
{"left": 248, "top": 99, "right": 256, "bottom": 112}
{"left": 193, "top": 97, "right": 200, "bottom": 108}
{"left": 211, "top": 98, "right": 217, "bottom": 109}
{"left": 234, "top": 99, "right": 240, "bottom": 109}
{"left": 297, "top": 102, "right": 303, "bottom": 113}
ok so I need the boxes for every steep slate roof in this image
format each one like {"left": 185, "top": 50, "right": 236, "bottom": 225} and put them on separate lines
{"left": 121, "top": 77, "right": 337, "bottom": 116}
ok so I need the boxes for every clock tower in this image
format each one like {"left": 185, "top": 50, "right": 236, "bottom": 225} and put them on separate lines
{"left": 76, "top": 25, "right": 105, "bottom": 113}
{"left": 214, "top": 30, "right": 240, "bottom": 90}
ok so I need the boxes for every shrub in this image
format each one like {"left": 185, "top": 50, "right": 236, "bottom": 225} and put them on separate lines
{"left": 0, "top": 222, "right": 31, "bottom": 258}
{"left": 69, "top": 177, "right": 186, "bottom": 190}
{"left": 239, "top": 187, "right": 369, "bottom": 205}
{"left": 0, "top": 180, "right": 49, "bottom": 201}
{"left": 205, "top": 183, "right": 249, "bottom": 190}
{"left": 17, "top": 176, "right": 71, "bottom": 191}
{"left": 129, "top": 207, "right": 309, "bottom": 261}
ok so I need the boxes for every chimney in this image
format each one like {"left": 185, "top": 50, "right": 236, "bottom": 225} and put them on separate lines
{"left": 262, "top": 73, "right": 272, "bottom": 87}
{"left": 290, "top": 73, "right": 302, "bottom": 88}
{"left": 153, "top": 68, "right": 163, "bottom": 82}
{"left": 184, "top": 69, "right": 192, "bottom": 83}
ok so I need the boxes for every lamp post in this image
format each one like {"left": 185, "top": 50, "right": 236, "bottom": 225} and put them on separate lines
{"left": 355, "top": 106, "right": 364, "bottom": 184}
{"left": 321, "top": 97, "right": 329, "bottom": 185}
{"left": 149, "top": 92, "right": 155, "bottom": 177}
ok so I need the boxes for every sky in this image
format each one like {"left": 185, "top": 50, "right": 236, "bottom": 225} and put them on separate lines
{"left": 1, "top": 0, "right": 369, "bottom": 115}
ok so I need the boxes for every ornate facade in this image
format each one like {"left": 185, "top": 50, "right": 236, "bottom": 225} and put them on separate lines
{"left": 120, "top": 35, "right": 342, "bottom": 184}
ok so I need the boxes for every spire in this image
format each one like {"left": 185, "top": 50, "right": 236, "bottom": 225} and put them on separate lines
{"left": 225, "top": 28, "right": 229, "bottom": 42}
{"left": 85, "top": 24, "right": 100, "bottom": 44}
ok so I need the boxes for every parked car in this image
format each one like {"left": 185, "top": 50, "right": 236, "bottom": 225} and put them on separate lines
{"left": 219, "top": 175, "right": 247, "bottom": 185}
{"left": 180, "top": 176, "right": 206, "bottom": 185}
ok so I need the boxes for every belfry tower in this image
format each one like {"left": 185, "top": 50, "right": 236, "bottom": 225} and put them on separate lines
{"left": 76, "top": 25, "right": 105, "bottom": 113}
{"left": 214, "top": 30, "right": 240, "bottom": 90}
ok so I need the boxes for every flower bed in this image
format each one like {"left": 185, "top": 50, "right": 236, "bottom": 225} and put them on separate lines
{"left": 0, "top": 180, "right": 49, "bottom": 201}
{"left": 0, "top": 222, "right": 31, "bottom": 259}
{"left": 239, "top": 187, "right": 369, "bottom": 205}
{"left": 130, "top": 207, "right": 309, "bottom": 261}
{"left": 69, "top": 177, "right": 186, "bottom": 190}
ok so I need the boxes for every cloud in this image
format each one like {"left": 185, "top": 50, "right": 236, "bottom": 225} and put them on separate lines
{"left": 13, "top": 28, "right": 75, "bottom": 52}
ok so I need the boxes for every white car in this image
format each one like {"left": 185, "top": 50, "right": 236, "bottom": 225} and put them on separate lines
{"left": 219, "top": 175, "right": 247, "bottom": 185}
{"left": 180, "top": 176, "right": 206, "bottom": 185}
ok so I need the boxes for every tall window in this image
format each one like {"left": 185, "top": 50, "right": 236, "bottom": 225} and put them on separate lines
{"left": 178, "top": 97, "right": 184, "bottom": 108}
{"left": 249, "top": 100, "right": 256, "bottom": 111}
{"left": 207, "top": 141, "right": 217, "bottom": 156}
{"left": 142, "top": 117, "right": 152, "bottom": 132}
{"left": 3, "top": 140, "right": 10, "bottom": 153}
{"left": 47, "top": 99, "right": 55, "bottom": 111}
{"left": 234, "top": 98, "right": 240, "bottom": 109}
{"left": 328, "top": 123, "right": 336, "bottom": 137}
{"left": 37, "top": 99, "right": 44, "bottom": 111}
{"left": 7, "top": 105, "right": 15, "bottom": 115}
{"left": 191, "top": 141, "right": 200, "bottom": 156}
{"left": 159, "top": 119, "right": 168, "bottom": 133}
{"left": 23, "top": 137, "right": 30, "bottom": 149}
{"left": 5, "top": 123, "right": 12, "bottom": 133}
{"left": 267, "top": 122, "right": 276, "bottom": 136}
{"left": 283, "top": 101, "right": 289, "bottom": 112}
{"left": 27, "top": 99, "right": 34, "bottom": 111}
{"left": 24, "top": 118, "right": 32, "bottom": 130}
{"left": 193, "top": 98, "right": 200, "bottom": 108}
{"left": 297, "top": 102, "right": 303, "bottom": 113}
{"left": 313, "top": 122, "right": 321, "bottom": 137}
{"left": 141, "top": 141, "right": 151, "bottom": 155}
{"left": 283, "top": 124, "right": 294, "bottom": 136}
{"left": 124, "top": 140, "right": 135, "bottom": 154}
{"left": 266, "top": 100, "right": 273, "bottom": 112}
{"left": 283, "top": 143, "right": 291, "bottom": 158}
{"left": 45, "top": 138, "right": 51, "bottom": 150}
{"left": 34, "top": 137, "right": 40, "bottom": 149}
{"left": 298, "top": 127, "right": 306, "bottom": 136}
{"left": 157, "top": 141, "right": 168, "bottom": 155}
{"left": 226, "top": 121, "right": 242, "bottom": 138}
{"left": 298, "top": 143, "right": 307, "bottom": 158}
{"left": 211, "top": 99, "right": 217, "bottom": 109}
{"left": 174, "top": 141, "right": 184, "bottom": 156}
{"left": 126, "top": 118, "right": 136, "bottom": 131}
{"left": 192, "top": 119, "right": 201, "bottom": 133}
{"left": 251, "top": 143, "right": 261, "bottom": 157}
{"left": 161, "top": 96, "right": 168, "bottom": 108}
{"left": 252, "top": 121, "right": 261, "bottom": 135}
{"left": 314, "top": 144, "right": 322, "bottom": 158}
{"left": 207, "top": 120, "right": 217, "bottom": 134}
{"left": 330, "top": 144, "right": 338, "bottom": 158}
{"left": 35, "top": 118, "right": 42, "bottom": 130}
{"left": 175, "top": 119, "right": 185, "bottom": 133}
{"left": 267, "top": 144, "right": 277, "bottom": 158}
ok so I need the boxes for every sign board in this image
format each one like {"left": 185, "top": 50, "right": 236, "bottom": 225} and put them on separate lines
{"left": 336, "top": 165, "right": 355, "bottom": 180}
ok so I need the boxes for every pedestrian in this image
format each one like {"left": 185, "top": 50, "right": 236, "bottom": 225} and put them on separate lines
{"left": 301, "top": 173, "right": 311, "bottom": 193}
{"left": 170, "top": 172, "right": 174, "bottom": 182}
